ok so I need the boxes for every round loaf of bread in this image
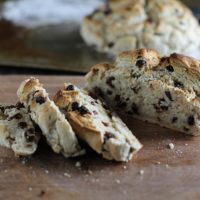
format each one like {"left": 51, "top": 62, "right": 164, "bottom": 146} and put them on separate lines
{"left": 81, "top": 0, "right": 200, "bottom": 57}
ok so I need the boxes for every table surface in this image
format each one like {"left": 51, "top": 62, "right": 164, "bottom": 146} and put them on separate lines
{"left": 0, "top": 75, "right": 200, "bottom": 200}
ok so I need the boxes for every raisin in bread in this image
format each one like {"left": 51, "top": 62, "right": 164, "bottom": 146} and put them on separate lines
{"left": 86, "top": 48, "right": 200, "bottom": 135}
{"left": 17, "top": 78, "right": 85, "bottom": 158}
{"left": 0, "top": 103, "right": 40, "bottom": 156}
{"left": 81, "top": 0, "right": 200, "bottom": 57}
{"left": 53, "top": 83, "right": 142, "bottom": 162}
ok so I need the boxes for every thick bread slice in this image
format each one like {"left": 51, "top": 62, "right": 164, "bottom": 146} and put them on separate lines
{"left": 0, "top": 103, "right": 40, "bottom": 156}
{"left": 54, "top": 83, "right": 142, "bottom": 162}
{"left": 86, "top": 48, "right": 200, "bottom": 135}
{"left": 17, "top": 78, "right": 85, "bottom": 158}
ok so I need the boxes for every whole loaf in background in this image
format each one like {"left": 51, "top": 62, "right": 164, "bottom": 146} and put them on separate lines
{"left": 81, "top": 0, "right": 200, "bottom": 58}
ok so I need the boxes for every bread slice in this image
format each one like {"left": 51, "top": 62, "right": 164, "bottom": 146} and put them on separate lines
{"left": 17, "top": 78, "right": 85, "bottom": 158}
{"left": 85, "top": 48, "right": 200, "bottom": 135}
{"left": 0, "top": 103, "right": 40, "bottom": 156}
{"left": 53, "top": 83, "right": 142, "bottom": 162}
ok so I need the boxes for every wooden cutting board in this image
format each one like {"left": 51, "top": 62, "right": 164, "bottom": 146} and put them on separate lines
{"left": 0, "top": 75, "right": 200, "bottom": 200}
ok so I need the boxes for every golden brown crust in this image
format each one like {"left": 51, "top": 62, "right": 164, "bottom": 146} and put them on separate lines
{"left": 88, "top": 49, "right": 200, "bottom": 78}
{"left": 54, "top": 89, "right": 103, "bottom": 153}
{"left": 118, "top": 48, "right": 159, "bottom": 58}
{"left": 54, "top": 90, "right": 97, "bottom": 133}
{"left": 54, "top": 90, "right": 98, "bottom": 133}
{"left": 21, "top": 78, "right": 41, "bottom": 93}
{"left": 67, "top": 114, "right": 102, "bottom": 153}
{"left": 85, "top": 63, "right": 114, "bottom": 81}
{"left": 17, "top": 78, "right": 43, "bottom": 102}
{"left": 53, "top": 90, "right": 79, "bottom": 108}
{"left": 91, "top": 63, "right": 114, "bottom": 71}
{"left": 169, "top": 53, "right": 200, "bottom": 76}
{"left": 23, "top": 77, "right": 40, "bottom": 88}
{"left": 53, "top": 88, "right": 109, "bottom": 155}
{"left": 116, "top": 48, "right": 161, "bottom": 68}
{"left": 67, "top": 112, "right": 99, "bottom": 133}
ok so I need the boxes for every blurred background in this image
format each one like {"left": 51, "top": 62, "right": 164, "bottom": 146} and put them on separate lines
{"left": 0, "top": 0, "right": 199, "bottom": 75}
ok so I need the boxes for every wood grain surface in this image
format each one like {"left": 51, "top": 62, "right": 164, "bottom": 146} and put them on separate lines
{"left": 0, "top": 75, "right": 200, "bottom": 200}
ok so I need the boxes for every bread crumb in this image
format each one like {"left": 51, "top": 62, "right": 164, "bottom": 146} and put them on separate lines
{"left": 4, "top": 169, "right": 8, "bottom": 173}
{"left": 176, "top": 150, "right": 183, "bottom": 155}
{"left": 123, "top": 190, "right": 127, "bottom": 195}
{"left": 21, "top": 160, "right": 26, "bottom": 165}
{"left": 28, "top": 187, "right": 33, "bottom": 192}
{"left": 64, "top": 172, "right": 71, "bottom": 178}
{"left": 32, "top": 170, "right": 36, "bottom": 177}
{"left": 155, "top": 161, "right": 161, "bottom": 165}
{"left": 92, "top": 178, "right": 99, "bottom": 183}
{"left": 88, "top": 170, "right": 93, "bottom": 175}
{"left": 115, "top": 179, "right": 120, "bottom": 184}
{"left": 139, "top": 170, "right": 144, "bottom": 175}
{"left": 75, "top": 161, "right": 81, "bottom": 168}
{"left": 185, "top": 143, "right": 188, "bottom": 146}
{"left": 20, "top": 157, "right": 29, "bottom": 164}
{"left": 165, "top": 164, "right": 169, "bottom": 168}
{"left": 45, "top": 170, "right": 49, "bottom": 174}
{"left": 167, "top": 143, "right": 175, "bottom": 150}
{"left": 84, "top": 174, "right": 89, "bottom": 178}
{"left": 123, "top": 165, "right": 127, "bottom": 169}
